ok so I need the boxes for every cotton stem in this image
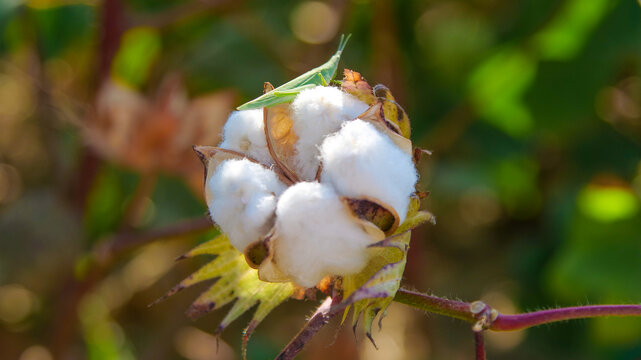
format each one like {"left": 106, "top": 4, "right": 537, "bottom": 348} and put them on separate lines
{"left": 394, "top": 288, "right": 641, "bottom": 332}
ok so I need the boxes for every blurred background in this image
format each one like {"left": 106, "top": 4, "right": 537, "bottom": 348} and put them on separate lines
{"left": 1, "top": 0, "right": 640, "bottom": 359}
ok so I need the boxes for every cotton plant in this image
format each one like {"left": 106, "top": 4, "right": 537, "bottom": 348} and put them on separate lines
{"left": 159, "top": 36, "right": 434, "bottom": 356}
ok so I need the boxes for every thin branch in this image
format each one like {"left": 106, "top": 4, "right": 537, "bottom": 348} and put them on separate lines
{"left": 393, "top": 288, "right": 475, "bottom": 322}
{"left": 94, "top": 215, "right": 212, "bottom": 266}
{"left": 394, "top": 288, "right": 641, "bottom": 332}
{"left": 474, "top": 331, "right": 486, "bottom": 360}
{"left": 490, "top": 304, "right": 641, "bottom": 331}
{"left": 275, "top": 294, "right": 345, "bottom": 360}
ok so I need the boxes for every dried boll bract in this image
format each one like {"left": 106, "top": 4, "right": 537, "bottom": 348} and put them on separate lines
{"left": 320, "top": 119, "right": 417, "bottom": 223}
{"left": 207, "top": 158, "right": 287, "bottom": 252}
{"left": 265, "top": 182, "right": 382, "bottom": 288}
{"left": 290, "top": 86, "right": 369, "bottom": 180}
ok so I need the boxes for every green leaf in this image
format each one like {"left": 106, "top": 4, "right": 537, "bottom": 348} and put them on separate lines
{"left": 111, "top": 27, "right": 161, "bottom": 87}
{"left": 533, "top": 0, "right": 611, "bottom": 61}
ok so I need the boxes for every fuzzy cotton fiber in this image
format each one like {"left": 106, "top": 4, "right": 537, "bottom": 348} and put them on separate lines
{"left": 219, "top": 109, "right": 273, "bottom": 165}
{"left": 289, "top": 86, "right": 370, "bottom": 180}
{"left": 208, "top": 159, "right": 287, "bottom": 252}
{"left": 272, "top": 182, "right": 376, "bottom": 287}
{"left": 320, "top": 119, "right": 417, "bottom": 223}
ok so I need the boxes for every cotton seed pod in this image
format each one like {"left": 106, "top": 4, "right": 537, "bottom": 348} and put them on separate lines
{"left": 289, "top": 86, "right": 369, "bottom": 180}
{"left": 320, "top": 119, "right": 417, "bottom": 223}
{"left": 219, "top": 109, "right": 273, "bottom": 166}
{"left": 257, "top": 182, "right": 385, "bottom": 288}
{"left": 195, "top": 150, "right": 288, "bottom": 252}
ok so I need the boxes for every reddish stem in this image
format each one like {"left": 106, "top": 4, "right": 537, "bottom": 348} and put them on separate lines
{"left": 394, "top": 289, "right": 641, "bottom": 332}
{"left": 474, "top": 332, "right": 486, "bottom": 360}
{"left": 491, "top": 304, "right": 641, "bottom": 331}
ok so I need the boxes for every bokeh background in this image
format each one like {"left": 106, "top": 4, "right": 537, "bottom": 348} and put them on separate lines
{"left": 1, "top": 0, "right": 641, "bottom": 359}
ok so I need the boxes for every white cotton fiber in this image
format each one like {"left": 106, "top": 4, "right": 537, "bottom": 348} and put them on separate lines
{"left": 219, "top": 109, "right": 273, "bottom": 165}
{"left": 208, "top": 159, "right": 287, "bottom": 252}
{"left": 272, "top": 182, "right": 376, "bottom": 288}
{"left": 319, "top": 119, "right": 417, "bottom": 223}
{"left": 290, "top": 86, "right": 370, "bottom": 180}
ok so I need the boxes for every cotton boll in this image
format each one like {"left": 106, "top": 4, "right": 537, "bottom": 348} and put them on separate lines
{"left": 208, "top": 159, "right": 287, "bottom": 252}
{"left": 271, "top": 182, "right": 377, "bottom": 288}
{"left": 320, "top": 119, "right": 417, "bottom": 223}
{"left": 219, "top": 109, "right": 273, "bottom": 165}
{"left": 290, "top": 86, "right": 370, "bottom": 180}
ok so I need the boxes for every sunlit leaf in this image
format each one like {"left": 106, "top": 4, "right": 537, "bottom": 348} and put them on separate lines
{"left": 468, "top": 47, "right": 537, "bottom": 137}
{"left": 111, "top": 27, "right": 161, "bottom": 87}
{"left": 577, "top": 184, "right": 639, "bottom": 223}
{"left": 533, "top": 0, "right": 611, "bottom": 61}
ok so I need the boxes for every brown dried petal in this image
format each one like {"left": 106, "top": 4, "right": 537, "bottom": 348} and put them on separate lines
{"left": 342, "top": 197, "right": 400, "bottom": 235}
{"left": 342, "top": 69, "right": 377, "bottom": 105}
{"left": 373, "top": 84, "right": 411, "bottom": 139}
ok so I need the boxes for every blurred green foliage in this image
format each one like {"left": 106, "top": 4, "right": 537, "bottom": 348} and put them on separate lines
{"left": 0, "top": 0, "right": 640, "bottom": 359}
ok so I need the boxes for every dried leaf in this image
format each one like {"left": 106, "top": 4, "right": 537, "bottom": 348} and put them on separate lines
{"left": 373, "top": 84, "right": 411, "bottom": 139}
{"left": 341, "top": 69, "right": 377, "bottom": 104}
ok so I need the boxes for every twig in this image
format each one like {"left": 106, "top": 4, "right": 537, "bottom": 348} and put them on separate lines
{"left": 48, "top": 215, "right": 212, "bottom": 357}
{"left": 275, "top": 294, "right": 345, "bottom": 360}
{"left": 474, "top": 331, "right": 486, "bottom": 360}
{"left": 119, "top": 172, "right": 158, "bottom": 229}
{"left": 94, "top": 215, "right": 212, "bottom": 266}
{"left": 393, "top": 288, "right": 641, "bottom": 332}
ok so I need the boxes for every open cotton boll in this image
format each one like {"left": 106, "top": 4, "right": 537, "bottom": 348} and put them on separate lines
{"left": 272, "top": 182, "right": 376, "bottom": 288}
{"left": 320, "top": 119, "right": 417, "bottom": 223}
{"left": 219, "top": 109, "right": 273, "bottom": 165}
{"left": 208, "top": 158, "right": 287, "bottom": 252}
{"left": 290, "top": 86, "right": 370, "bottom": 180}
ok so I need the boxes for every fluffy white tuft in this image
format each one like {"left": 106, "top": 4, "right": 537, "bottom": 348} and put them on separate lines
{"left": 219, "top": 109, "right": 272, "bottom": 165}
{"left": 319, "top": 119, "right": 417, "bottom": 222}
{"left": 290, "top": 86, "right": 370, "bottom": 180}
{"left": 272, "top": 182, "right": 375, "bottom": 287}
{"left": 208, "top": 159, "right": 286, "bottom": 252}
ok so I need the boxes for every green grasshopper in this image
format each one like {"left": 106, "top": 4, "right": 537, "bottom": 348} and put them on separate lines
{"left": 236, "top": 34, "right": 351, "bottom": 110}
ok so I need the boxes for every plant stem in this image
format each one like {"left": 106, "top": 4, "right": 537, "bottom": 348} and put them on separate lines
{"left": 474, "top": 331, "right": 486, "bottom": 360}
{"left": 275, "top": 295, "right": 345, "bottom": 360}
{"left": 94, "top": 215, "right": 212, "bottom": 266}
{"left": 393, "top": 288, "right": 641, "bottom": 332}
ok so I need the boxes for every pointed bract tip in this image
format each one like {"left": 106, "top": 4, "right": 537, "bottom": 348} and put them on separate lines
{"left": 365, "top": 332, "right": 378, "bottom": 350}
{"left": 193, "top": 145, "right": 218, "bottom": 164}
